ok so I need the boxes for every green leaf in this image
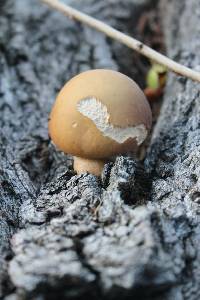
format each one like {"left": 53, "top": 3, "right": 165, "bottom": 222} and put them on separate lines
{"left": 152, "top": 63, "right": 167, "bottom": 74}
{"left": 146, "top": 68, "right": 159, "bottom": 89}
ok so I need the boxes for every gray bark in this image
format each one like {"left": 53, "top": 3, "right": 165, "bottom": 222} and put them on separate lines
{"left": 0, "top": 0, "right": 200, "bottom": 299}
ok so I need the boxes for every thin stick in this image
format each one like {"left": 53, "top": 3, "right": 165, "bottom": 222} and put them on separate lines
{"left": 41, "top": 0, "right": 200, "bottom": 83}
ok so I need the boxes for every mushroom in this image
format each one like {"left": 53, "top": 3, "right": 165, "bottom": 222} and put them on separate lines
{"left": 48, "top": 69, "right": 152, "bottom": 176}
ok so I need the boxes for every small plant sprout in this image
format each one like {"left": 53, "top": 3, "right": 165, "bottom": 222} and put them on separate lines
{"left": 48, "top": 69, "right": 152, "bottom": 176}
{"left": 144, "top": 63, "right": 167, "bottom": 101}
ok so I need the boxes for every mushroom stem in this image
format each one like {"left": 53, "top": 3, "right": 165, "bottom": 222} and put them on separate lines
{"left": 74, "top": 156, "right": 106, "bottom": 176}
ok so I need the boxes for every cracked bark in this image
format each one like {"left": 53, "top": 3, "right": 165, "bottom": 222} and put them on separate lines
{"left": 0, "top": 0, "right": 200, "bottom": 299}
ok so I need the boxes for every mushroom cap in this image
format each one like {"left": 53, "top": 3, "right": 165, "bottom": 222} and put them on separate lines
{"left": 48, "top": 69, "right": 152, "bottom": 159}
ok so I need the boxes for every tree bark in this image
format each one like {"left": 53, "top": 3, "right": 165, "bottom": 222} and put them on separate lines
{"left": 0, "top": 0, "right": 200, "bottom": 299}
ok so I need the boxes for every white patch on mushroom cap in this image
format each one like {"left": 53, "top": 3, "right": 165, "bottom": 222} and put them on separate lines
{"left": 77, "top": 97, "right": 147, "bottom": 145}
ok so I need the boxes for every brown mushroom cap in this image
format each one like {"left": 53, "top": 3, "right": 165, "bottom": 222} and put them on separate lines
{"left": 48, "top": 69, "right": 152, "bottom": 159}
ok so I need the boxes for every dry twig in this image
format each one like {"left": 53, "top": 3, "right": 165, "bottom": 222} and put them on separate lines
{"left": 41, "top": 0, "right": 200, "bottom": 83}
